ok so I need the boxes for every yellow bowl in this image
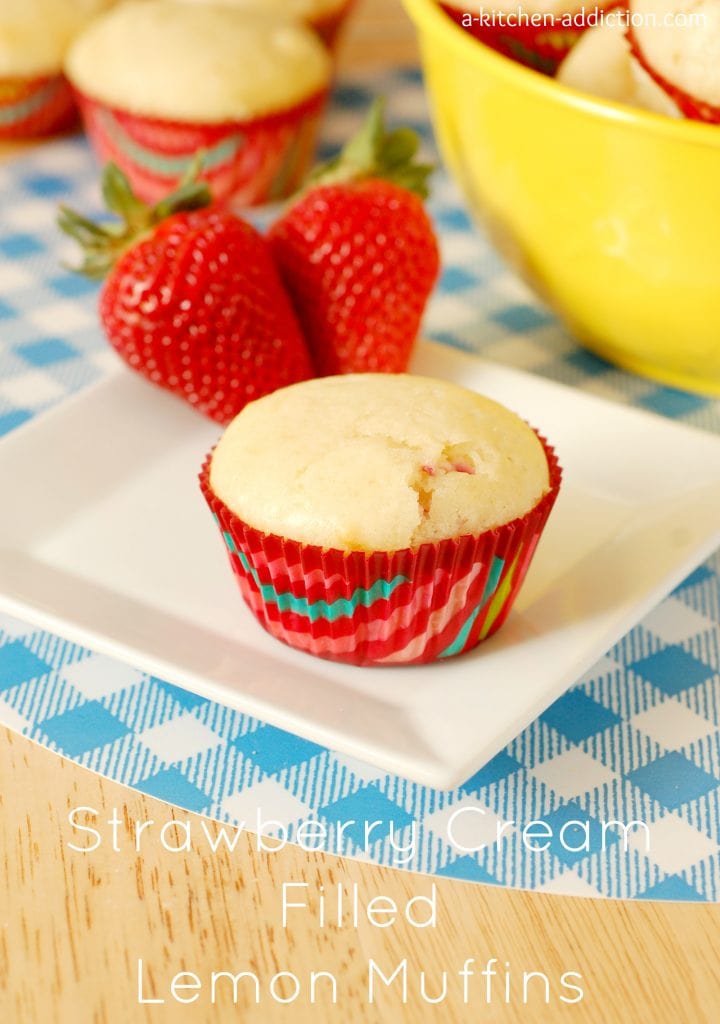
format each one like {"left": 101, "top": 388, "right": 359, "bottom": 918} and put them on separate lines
{"left": 402, "top": 0, "right": 720, "bottom": 396}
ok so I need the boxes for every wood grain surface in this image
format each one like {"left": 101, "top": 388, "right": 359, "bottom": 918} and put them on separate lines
{"left": 1, "top": 2, "right": 719, "bottom": 1022}
{"left": 2, "top": 726, "right": 720, "bottom": 1023}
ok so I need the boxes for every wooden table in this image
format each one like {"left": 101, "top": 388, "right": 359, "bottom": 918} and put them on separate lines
{"left": 2, "top": 2, "right": 719, "bottom": 1021}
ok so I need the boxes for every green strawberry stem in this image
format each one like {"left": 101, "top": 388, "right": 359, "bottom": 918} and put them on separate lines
{"left": 58, "top": 156, "right": 212, "bottom": 280}
{"left": 308, "top": 97, "right": 434, "bottom": 198}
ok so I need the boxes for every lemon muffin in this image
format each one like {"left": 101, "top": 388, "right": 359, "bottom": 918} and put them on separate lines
{"left": 0, "top": 0, "right": 114, "bottom": 137}
{"left": 200, "top": 374, "right": 561, "bottom": 665}
{"left": 177, "top": 0, "right": 356, "bottom": 48}
{"left": 65, "top": 0, "right": 332, "bottom": 204}
{"left": 629, "top": 0, "right": 720, "bottom": 122}
{"left": 557, "top": 20, "right": 680, "bottom": 117}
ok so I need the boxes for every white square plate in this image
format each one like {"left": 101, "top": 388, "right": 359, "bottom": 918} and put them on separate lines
{"left": 2, "top": 341, "right": 720, "bottom": 788}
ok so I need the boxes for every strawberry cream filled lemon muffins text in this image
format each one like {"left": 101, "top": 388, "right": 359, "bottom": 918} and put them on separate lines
{"left": 0, "top": 0, "right": 114, "bottom": 137}
{"left": 201, "top": 374, "right": 561, "bottom": 666}
{"left": 64, "top": 0, "right": 332, "bottom": 204}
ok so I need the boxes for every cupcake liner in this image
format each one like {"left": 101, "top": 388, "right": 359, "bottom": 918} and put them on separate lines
{"left": 627, "top": 27, "right": 720, "bottom": 124}
{"left": 310, "top": 0, "right": 358, "bottom": 49}
{"left": 73, "top": 87, "right": 330, "bottom": 206}
{"left": 199, "top": 436, "right": 562, "bottom": 667}
{"left": 439, "top": 3, "right": 623, "bottom": 75}
{"left": 0, "top": 75, "right": 77, "bottom": 138}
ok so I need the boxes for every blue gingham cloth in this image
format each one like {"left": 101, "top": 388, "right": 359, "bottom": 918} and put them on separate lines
{"left": 1, "top": 69, "right": 719, "bottom": 903}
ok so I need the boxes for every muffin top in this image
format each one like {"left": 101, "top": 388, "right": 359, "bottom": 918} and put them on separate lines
{"left": 631, "top": 0, "right": 720, "bottom": 106}
{"left": 177, "top": 0, "right": 348, "bottom": 19}
{"left": 0, "top": 0, "right": 114, "bottom": 77}
{"left": 65, "top": 1, "right": 331, "bottom": 122}
{"left": 210, "top": 374, "right": 551, "bottom": 552}
{"left": 557, "top": 21, "right": 680, "bottom": 117}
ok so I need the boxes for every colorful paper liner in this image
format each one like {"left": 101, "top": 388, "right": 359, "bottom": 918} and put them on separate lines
{"left": 199, "top": 437, "right": 561, "bottom": 666}
{"left": 72, "top": 87, "right": 330, "bottom": 207}
{"left": 439, "top": 3, "right": 623, "bottom": 75}
{"left": 311, "top": 0, "right": 358, "bottom": 49}
{"left": 0, "top": 74, "right": 77, "bottom": 139}
{"left": 627, "top": 27, "right": 720, "bottom": 124}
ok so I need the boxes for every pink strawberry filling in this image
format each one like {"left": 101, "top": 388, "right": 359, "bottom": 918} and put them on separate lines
{"left": 421, "top": 462, "right": 476, "bottom": 476}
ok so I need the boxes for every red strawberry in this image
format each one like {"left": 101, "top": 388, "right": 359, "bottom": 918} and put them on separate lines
{"left": 269, "top": 99, "right": 440, "bottom": 375}
{"left": 58, "top": 164, "right": 313, "bottom": 424}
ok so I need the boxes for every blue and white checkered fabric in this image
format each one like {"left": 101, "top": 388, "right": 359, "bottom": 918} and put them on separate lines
{"left": 1, "top": 69, "right": 719, "bottom": 902}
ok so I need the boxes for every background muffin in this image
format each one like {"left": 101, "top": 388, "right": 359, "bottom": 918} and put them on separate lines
{"left": 176, "top": 0, "right": 357, "bottom": 49}
{"left": 558, "top": 20, "right": 681, "bottom": 117}
{"left": 628, "top": 0, "right": 720, "bottom": 123}
{"left": 201, "top": 374, "right": 561, "bottom": 666}
{"left": 0, "top": 0, "right": 114, "bottom": 138}
{"left": 65, "top": 0, "right": 332, "bottom": 204}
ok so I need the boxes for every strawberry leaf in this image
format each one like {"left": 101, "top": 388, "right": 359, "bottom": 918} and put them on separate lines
{"left": 101, "top": 162, "right": 147, "bottom": 225}
{"left": 58, "top": 158, "right": 212, "bottom": 280}
{"left": 382, "top": 127, "right": 419, "bottom": 168}
{"left": 309, "top": 97, "right": 435, "bottom": 199}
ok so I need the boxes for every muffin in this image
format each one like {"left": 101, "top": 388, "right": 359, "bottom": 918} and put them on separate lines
{"left": 177, "top": 0, "right": 357, "bottom": 50}
{"left": 200, "top": 373, "right": 561, "bottom": 666}
{"left": 557, "top": 20, "right": 680, "bottom": 117}
{"left": 0, "top": 0, "right": 114, "bottom": 138}
{"left": 438, "top": 0, "right": 622, "bottom": 75}
{"left": 65, "top": 1, "right": 332, "bottom": 205}
{"left": 628, "top": 0, "right": 720, "bottom": 123}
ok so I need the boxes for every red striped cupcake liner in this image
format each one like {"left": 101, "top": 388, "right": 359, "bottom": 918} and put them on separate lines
{"left": 199, "top": 436, "right": 561, "bottom": 667}
{"left": 73, "top": 87, "right": 330, "bottom": 206}
{"left": 439, "top": 3, "right": 624, "bottom": 75}
{"left": 627, "top": 26, "right": 720, "bottom": 123}
{"left": 0, "top": 74, "right": 77, "bottom": 139}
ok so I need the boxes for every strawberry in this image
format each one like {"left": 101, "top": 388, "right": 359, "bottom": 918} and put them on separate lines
{"left": 268, "top": 99, "right": 440, "bottom": 376}
{"left": 58, "top": 164, "right": 313, "bottom": 425}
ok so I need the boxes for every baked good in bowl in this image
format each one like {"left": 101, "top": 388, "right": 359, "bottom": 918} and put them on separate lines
{"left": 177, "top": 0, "right": 357, "bottom": 49}
{"left": 200, "top": 373, "right": 561, "bottom": 666}
{"left": 0, "top": 0, "right": 114, "bottom": 138}
{"left": 557, "top": 20, "right": 680, "bottom": 117}
{"left": 628, "top": 0, "right": 720, "bottom": 122}
{"left": 64, "top": 0, "right": 332, "bottom": 205}
{"left": 402, "top": 0, "right": 720, "bottom": 396}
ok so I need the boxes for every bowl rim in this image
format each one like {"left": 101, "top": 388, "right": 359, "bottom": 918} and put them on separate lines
{"left": 402, "top": 0, "right": 720, "bottom": 150}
